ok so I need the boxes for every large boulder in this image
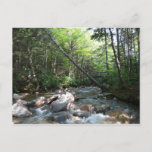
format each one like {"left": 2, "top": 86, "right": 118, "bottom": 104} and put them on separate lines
{"left": 12, "top": 103, "right": 32, "bottom": 117}
{"left": 50, "top": 92, "right": 74, "bottom": 112}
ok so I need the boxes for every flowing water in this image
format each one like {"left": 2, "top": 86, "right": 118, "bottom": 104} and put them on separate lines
{"left": 13, "top": 86, "right": 139, "bottom": 124}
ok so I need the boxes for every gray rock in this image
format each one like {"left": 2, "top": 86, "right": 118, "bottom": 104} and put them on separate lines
{"left": 13, "top": 93, "right": 30, "bottom": 100}
{"left": 16, "top": 99, "right": 35, "bottom": 107}
{"left": 12, "top": 103, "right": 32, "bottom": 117}
{"left": 13, "top": 93, "right": 20, "bottom": 100}
{"left": 50, "top": 92, "right": 74, "bottom": 112}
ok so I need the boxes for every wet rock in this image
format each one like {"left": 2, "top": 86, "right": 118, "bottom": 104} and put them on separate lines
{"left": 35, "top": 96, "right": 46, "bottom": 107}
{"left": 16, "top": 99, "right": 28, "bottom": 105}
{"left": 13, "top": 93, "right": 29, "bottom": 100}
{"left": 12, "top": 103, "right": 32, "bottom": 117}
{"left": 73, "top": 111, "right": 90, "bottom": 118}
{"left": 48, "top": 111, "right": 72, "bottom": 123}
{"left": 79, "top": 104, "right": 94, "bottom": 112}
{"left": 106, "top": 110, "right": 132, "bottom": 123}
{"left": 67, "top": 103, "right": 78, "bottom": 111}
{"left": 16, "top": 99, "right": 35, "bottom": 107}
{"left": 74, "top": 96, "right": 85, "bottom": 101}
{"left": 46, "top": 95, "right": 59, "bottom": 104}
{"left": 94, "top": 104, "right": 110, "bottom": 114}
{"left": 50, "top": 92, "right": 74, "bottom": 112}
{"left": 13, "top": 94, "right": 20, "bottom": 100}
{"left": 35, "top": 105, "right": 51, "bottom": 115}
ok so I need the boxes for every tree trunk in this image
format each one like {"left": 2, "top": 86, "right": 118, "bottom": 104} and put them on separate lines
{"left": 45, "top": 49, "right": 48, "bottom": 70}
{"left": 44, "top": 29, "right": 101, "bottom": 88}
{"left": 120, "top": 29, "right": 127, "bottom": 70}
{"left": 126, "top": 29, "right": 130, "bottom": 72}
{"left": 109, "top": 28, "right": 123, "bottom": 85}
{"left": 137, "top": 28, "right": 140, "bottom": 66}
{"left": 68, "top": 32, "right": 73, "bottom": 78}
{"left": 53, "top": 55, "right": 57, "bottom": 73}
{"left": 104, "top": 28, "right": 109, "bottom": 70}
{"left": 129, "top": 28, "right": 133, "bottom": 73}
{"left": 28, "top": 47, "right": 39, "bottom": 91}
{"left": 133, "top": 34, "right": 138, "bottom": 72}
{"left": 116, "top": 28, "right": 120, "bottom": 61}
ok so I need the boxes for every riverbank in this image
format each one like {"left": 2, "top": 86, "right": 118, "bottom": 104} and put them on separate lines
{"left": 106, "top": 85, "right": 139, "bottom": 106}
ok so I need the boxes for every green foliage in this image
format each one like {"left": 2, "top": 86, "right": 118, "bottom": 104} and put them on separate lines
{"left": 62, "top": 76, "right": 76, "bottom": 87}
{"left": 13, "top": 28, "right": 139, "bottom": 93}
{"left": 38, "top": 70, "right": 60, "bottom": 90}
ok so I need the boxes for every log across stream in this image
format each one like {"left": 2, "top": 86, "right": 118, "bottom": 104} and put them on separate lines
{"left": 13, "top": 86, "right": 139, "bottom": 124}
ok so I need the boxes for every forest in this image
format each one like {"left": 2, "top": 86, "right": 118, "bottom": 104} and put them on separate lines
{"left": 13, "top": 28, "right": 140, "bottom": 124}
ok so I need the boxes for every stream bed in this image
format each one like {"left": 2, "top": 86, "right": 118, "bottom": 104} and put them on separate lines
{"left": 13, "top": 86, "right": 139, "bottom": 124}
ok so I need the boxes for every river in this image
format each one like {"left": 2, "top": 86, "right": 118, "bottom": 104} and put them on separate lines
{"left": 13, "top": 86, "right": 139, "bottom": 124}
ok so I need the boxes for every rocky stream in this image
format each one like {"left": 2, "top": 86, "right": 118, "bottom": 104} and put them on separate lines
{"left": 12, "top": 86, "right": 139, "bottom": 124}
